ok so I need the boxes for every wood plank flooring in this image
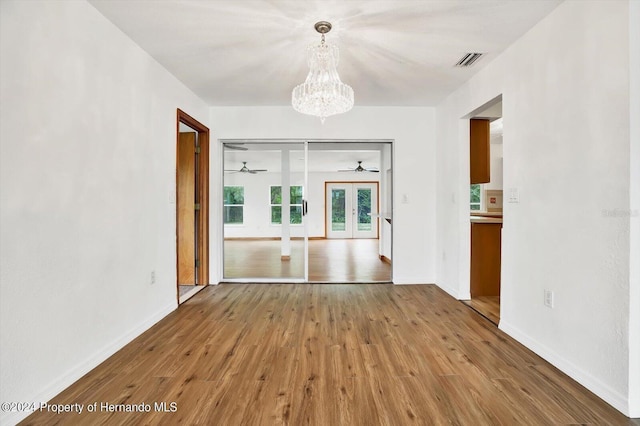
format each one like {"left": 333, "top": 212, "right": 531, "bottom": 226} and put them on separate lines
{"left": 21, "top": 284, "right": 635, "bottom": 425}
{"left": 224, "top": 239, "right": 391, "bottom": 282}
{"left": 463, "top": 296, "right": 501, "bottom": 325}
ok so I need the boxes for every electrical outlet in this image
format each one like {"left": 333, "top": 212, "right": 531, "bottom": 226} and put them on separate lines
{"left": 507, "top": 187, "right": 520, "bottom": 203}
{"left": 150, "top": 270, "right": 156, "bottom": 285}
{"left": 544, "top": 289, "right": 554, "bottom": 308}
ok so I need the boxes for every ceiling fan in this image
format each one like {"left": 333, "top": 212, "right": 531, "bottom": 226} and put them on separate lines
{"left": 223, "top": 143, "right": 248, "bottom": 151}
{"left": 224, "top": 161, "right": 267, "bottom": 174}
{"left": 339, "top": 161, "right": 379, "bottom": 173}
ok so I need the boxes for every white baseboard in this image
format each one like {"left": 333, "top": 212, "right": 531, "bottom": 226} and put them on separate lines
{"left": 433, "top": 282, "right": 465, "bottom": 300}
{"left": 393, "top": 276, "right": 436, "bottom": 285}
{"left": 2, "top": 302, "right": 176, "bottom": 426}
{"left": 499, "top": 320, "right": 630, "bottom": 417}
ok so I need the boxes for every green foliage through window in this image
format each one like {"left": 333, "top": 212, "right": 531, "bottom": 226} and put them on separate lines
{"left": 270, "top": 186, "right": 303, "bottom": 224}
{"left": 224, "top": 186, "right": 244, "bottom": 224}
{"left": 331, "top": 189, "right": 346, "bottom": 231}
{"left": 357, "top": 189, "right": 372, "bottom": 231}
{"left": 470, "top": 184, "right": 482, "bottom": 211}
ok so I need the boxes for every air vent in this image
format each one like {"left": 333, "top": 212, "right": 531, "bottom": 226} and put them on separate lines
{"left": 455, "top": 53, "right": 484, "bottom": 67}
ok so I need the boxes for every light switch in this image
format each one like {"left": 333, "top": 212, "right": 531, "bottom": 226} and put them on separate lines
{"left": 507, "top": 187, "right": 519, "bottom": 203}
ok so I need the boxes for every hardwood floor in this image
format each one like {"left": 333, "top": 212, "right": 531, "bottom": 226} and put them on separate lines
{"left": 21, "top": 284, "right": 634, "bottom": 425}
{"left": 224, "top": 238, "right": 391, "bottom": 282}
{"left": 463, "top": 296, "right": 501, "bottom": 325}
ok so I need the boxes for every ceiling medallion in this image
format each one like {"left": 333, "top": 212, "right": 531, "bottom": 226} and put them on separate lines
{"left": 291, "top": 21, "right": 354, "bottom": 123}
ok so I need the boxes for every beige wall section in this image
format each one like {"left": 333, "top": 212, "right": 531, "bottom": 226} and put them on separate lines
{"left": 0, "top": 1, "right": 209, "bottom": 424}
{"left": 436, "top": 0, "right": 635, "bottom": 416}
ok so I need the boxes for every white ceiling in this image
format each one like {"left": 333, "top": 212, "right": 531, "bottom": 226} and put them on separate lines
{"left": 88, "top": 0, "right": 562, "bottom": 106}
{"left": 223, "top": 142, "right": 383, "bottom": 173}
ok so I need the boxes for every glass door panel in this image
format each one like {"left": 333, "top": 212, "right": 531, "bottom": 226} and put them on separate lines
{"left": 357, "top": 188, "right": 372, "bottom": 231}
{"left": 223, "top": 141, "right": 307, "bottom": 281}
{"left": 352, "top": 183, "right": 378, "bottom": 238}
{"left": 332, "top": 189, "right": 347, "bottom": 231}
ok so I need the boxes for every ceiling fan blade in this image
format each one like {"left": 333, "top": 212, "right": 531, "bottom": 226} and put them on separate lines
{"left": 251, "top": 169, "right": 268, "bottom": 172}
{"left": 366, "top": 169, "right": 380, "bottom": 172}
{"left": 338, "top": 169, "right": 354, "bottom": 172}
{"left": 224, "top": 144, "right": 248, "bottom": 151}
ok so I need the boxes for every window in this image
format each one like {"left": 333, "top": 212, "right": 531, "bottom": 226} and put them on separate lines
{"left": 470, "top": 184, "right": 483, "bottom": 211}
{"left": 270, "top": 186, "right": 303, "bottom": 224}
{"left": 224, "top": 186, "right": 244, "bottom": 224}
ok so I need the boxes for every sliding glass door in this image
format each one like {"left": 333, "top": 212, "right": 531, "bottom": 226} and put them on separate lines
{"left": 222, "top": 139, "right": 392, "bottom": 283}
{"left": 223, "top": 141, "right": 308, "bottom": 281}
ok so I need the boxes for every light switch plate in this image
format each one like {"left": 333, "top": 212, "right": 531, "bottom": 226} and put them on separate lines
{"left": 507, "top": 187, "right": 520, "bottom": 203}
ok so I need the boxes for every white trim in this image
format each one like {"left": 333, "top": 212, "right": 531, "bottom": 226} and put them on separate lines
{"left": 393, "top": 279, "right": 436, "bottom": 285}
{"left": 499, "top": 321, "right": 630, "bottom": 417}
{"left": 628, "top": 0, "right": 640, "bottom": 418}
{"left": 1, "top": 302, "right": 176, "bottom": 426}
{"left": 178, "top": 284, "right": 207, "bottom": 304}
{"left": 433, "top": 282, "right": 469, "bottom": 300}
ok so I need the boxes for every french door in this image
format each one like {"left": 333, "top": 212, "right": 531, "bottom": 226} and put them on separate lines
{"left": 326, "top": 182, "right": 379, "bottom": 239}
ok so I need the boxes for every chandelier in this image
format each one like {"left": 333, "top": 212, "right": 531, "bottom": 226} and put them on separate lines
{"left": 292, "top": 21, "right": 354, "bottom": 123}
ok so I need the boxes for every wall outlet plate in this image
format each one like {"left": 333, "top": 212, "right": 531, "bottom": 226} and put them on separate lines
{"left": 507, "top": 187, "right": 520, "bottom": 203}
{"left": 544, "top": 289, "right": 554, "bottom": 308}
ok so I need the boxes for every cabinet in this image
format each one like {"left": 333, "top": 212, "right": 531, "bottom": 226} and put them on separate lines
{"left": 470, "top": 119, "right": 490, "bottom": 184}
{"left": 470, "top": 220, "right": 502, "bottom": 297}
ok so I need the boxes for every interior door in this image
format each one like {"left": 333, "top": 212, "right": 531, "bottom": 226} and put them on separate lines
{"left": 326, "top": 182, "right": 378, "bottom": 239}
{"left": 177, "top": 132, "right": 196, "bottom": 284}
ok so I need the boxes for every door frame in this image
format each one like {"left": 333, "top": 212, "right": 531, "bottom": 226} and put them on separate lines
{"left": 176, "top": 109, "right": 209, "bottom": 301}
{"left": 324, "top": 181, "right": 380, "bottom": 239}
{"left": 218, "top": 138, "right": 393, "bottom": 283}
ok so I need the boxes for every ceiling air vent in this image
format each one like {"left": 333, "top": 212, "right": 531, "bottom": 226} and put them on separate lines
{"left": 455, "top": 53, "right": 484, "bottom": 67}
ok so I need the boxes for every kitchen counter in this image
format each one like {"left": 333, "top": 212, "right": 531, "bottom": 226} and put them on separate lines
{"left": 470, "top": 215, "right": 503, "bottom": 224}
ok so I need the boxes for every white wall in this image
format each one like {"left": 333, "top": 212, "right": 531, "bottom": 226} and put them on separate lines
{"left": 0, "top": 1, "right": 208, "bottom": 424}
{"left": 210, "top": 107, "right": 436, "bottom": 284}
{"left": 436, "top": 0, "right": 636, "bottom": 416}
{"left": 485, "top": 141, "right": 503, "bottom": 191}
{"left": 628, "top": 0, "right": 640, "bottom": 417}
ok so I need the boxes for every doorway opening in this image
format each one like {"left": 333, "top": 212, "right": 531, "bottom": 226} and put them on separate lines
{"left": 176, "top": 109, "right": 209, "bottom": 304}
{"left": 463, "top": 97, "right": 503, "bottom": 325}
{"left": 221, "top": 139, "right": 392, "bottom": 283}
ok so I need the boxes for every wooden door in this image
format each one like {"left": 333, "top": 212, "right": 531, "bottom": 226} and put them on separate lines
{"left": 470, "top": 118, "right": 490, "bottom": 184}
{"left": 177, "top": 132, "right": 196, "bottom": 284}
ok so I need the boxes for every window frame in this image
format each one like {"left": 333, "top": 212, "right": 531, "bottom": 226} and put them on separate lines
{"left": 223, "top": 185, "right": 245, "bottom": 225}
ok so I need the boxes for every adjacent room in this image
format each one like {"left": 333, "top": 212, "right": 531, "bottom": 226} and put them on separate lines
{"left": 1, "top": 0, "right": 638, "bottom": 425}
{"left": 222, "top": 141, "right": 392, "bottom": 283}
